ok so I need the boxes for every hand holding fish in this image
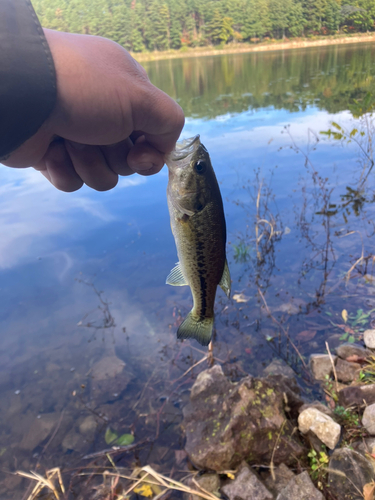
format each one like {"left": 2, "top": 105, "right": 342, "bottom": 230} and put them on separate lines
{"left": 3, "top": 30, "right": 184, "bottom": 192}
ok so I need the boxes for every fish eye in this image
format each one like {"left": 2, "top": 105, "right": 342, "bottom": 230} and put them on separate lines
{"left": 194, "top": 160, "right": 206, "bottom": 174}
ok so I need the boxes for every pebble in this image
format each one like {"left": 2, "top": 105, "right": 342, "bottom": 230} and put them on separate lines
{"left": 298, "top": 408, "right": 341, "bottom": 449}
{"left": 364, "top": 329, "right": 375, "bottom": 349}
{"left": 362, "top": 403, "right": 375, "bottom": 435}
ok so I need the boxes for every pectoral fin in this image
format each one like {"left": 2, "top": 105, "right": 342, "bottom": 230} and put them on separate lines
{"left": 166, "top": 262, "right": 188, "bottom": 286}
{"left": 219, "top": 259, "right": 231, "bottom": 298}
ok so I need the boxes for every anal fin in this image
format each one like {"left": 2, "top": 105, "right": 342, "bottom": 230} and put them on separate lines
{"left": 219, "top": 259, "right": 231, "bottom": 298}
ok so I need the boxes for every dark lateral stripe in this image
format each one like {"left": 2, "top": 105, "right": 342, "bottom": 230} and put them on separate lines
{"left": 198, "top": 274, "right": 207, "bottom": 318}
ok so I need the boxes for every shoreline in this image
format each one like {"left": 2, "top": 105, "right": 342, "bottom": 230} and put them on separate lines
{"left": 132, "top": 33, "right": 375, "bottom": 62}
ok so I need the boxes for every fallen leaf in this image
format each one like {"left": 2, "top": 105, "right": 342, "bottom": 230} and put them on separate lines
{"left": 116, "top": 433, "right": 134, "bottom": 446}
{"left": 342, "top": 309, "right": 348, "bottom": 323}
{"left": 296, "top": 330, "right": 317, "bottom": 342}
{"left": 233, "top": 293, "right": 251, "bottom": 303}
{"left": 363, "top": 481, "right": 375, "bottom": 500}
{"left": 226, "top": 472, "right": 235, "bottom": 480}
{"left": 104, "top": 427, "right": 118, "bottom": 445}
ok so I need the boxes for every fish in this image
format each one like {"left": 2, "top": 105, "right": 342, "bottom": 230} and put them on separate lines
{"left": 165, "top": 135, "right": 230, "bottom": 346}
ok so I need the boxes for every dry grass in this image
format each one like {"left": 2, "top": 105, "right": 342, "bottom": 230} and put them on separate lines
{"left": 17, "top": 464, "right": 227, "bottom": 500}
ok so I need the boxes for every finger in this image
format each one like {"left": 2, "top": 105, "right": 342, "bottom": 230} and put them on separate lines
{"left": 127, "top": 141, "right": 165, "bottom": 176}
{"left": 100, "top": 138, "right": 134, "bottom": 176}
{"left": 34, "top": 141, "right": 84, "bottom": 192}
{"left": 133, "top": 85, "right": 185, "bottom": 154}
{"left": 65, "top": 142, "right": 118, "bottom": 191}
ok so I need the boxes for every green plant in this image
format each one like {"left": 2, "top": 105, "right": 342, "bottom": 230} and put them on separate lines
{"left": 323, "top": 375, "right": 338, "bottom": 402}
{"left": 308, "top": 448, "right": 329, "bottom": 485}
{"left": 334, "top": 406, "right": 360, "bottom": 427}
{"left": 233, "top": 241, "right": 251, "bottom": 263}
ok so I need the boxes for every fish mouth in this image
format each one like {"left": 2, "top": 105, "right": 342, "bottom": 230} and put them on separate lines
{"left": 168, "top": 135, "right": 201, "bottom": 162}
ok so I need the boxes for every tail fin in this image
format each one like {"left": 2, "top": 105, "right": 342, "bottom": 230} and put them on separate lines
{"left": 177, "top": 311, "right": 214, "bottom": 346}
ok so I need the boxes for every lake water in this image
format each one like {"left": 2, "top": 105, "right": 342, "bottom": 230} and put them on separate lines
{"left": 1, "top": 42, "right": 375, "bottom": 498}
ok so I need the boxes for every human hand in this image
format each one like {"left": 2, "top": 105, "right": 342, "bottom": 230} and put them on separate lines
{"left": 2, "top": 29, "right": 184, "bottom": 192}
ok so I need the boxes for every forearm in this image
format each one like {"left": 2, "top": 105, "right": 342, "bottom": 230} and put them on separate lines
{"left": 0, "top": 0, "right": 56, "bottom": 160}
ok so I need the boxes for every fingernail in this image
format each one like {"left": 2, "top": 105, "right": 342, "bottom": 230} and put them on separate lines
{"left": 66, "top": 140, "right": 86, "bottom": 150}
{"left": 137, "top": 162, "right": 153, "bottom": 171}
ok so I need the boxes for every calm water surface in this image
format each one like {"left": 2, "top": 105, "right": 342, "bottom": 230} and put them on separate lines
{"left": 2, "top": 43, "right": 375, "bottom": 498}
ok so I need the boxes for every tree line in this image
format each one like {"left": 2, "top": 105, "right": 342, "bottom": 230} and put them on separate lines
{"left": 32, "top": 0, "right": 375, "bottom": 53}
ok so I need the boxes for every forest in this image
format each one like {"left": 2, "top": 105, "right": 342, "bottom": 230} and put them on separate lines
{"left": 32, "top": 0, "right": 375, "bottom": 53}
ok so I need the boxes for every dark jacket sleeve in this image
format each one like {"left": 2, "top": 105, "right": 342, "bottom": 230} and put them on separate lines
{"left": 0, "top": 0, "right": 56, "bottom": 159}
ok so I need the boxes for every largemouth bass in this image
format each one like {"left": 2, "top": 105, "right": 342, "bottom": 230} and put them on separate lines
{"left": 165, "top": 135, "right": 230, "bottom": 346}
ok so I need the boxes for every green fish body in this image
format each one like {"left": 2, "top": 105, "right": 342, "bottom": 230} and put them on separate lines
{"left": 165, "top": 135, "right": 230, "bottom": 346}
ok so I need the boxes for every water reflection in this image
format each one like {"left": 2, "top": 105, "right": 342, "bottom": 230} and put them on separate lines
{"left": 2, "top": 44, "right": 375, "bottom": 498}
{"left": 144, "top": 43, "right": 375, "bottom": 119}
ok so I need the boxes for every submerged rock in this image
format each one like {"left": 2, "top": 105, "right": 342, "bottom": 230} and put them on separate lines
{"left": 309, "top": 354, "right": 336, "bottom": 381}
{"left": 328, "top": 448, "right": 374, "bottom": 500}
{"left": 221, "top": 462, "right": 274, "bottom": 500}
{"left": 263, "top": 359, "right": 295, "bottom": 378}
{"left": 276, "top": 471, "right": 324, "bottom": 500}
{"left": 19, "top": 413, "right": 60, "bottom": 450}
{"left": 90, "top": 355, "right": 131, "bottom": 404}
{"left": 182, "top": 365, "right": 304, "bottom": 471}
{"left": 298, "top": 408, "right": 341, "bottom": 450}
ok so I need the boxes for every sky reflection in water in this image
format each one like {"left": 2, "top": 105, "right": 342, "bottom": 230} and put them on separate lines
{"left": 1, "top": 43, "right": 375, "bottom": 498}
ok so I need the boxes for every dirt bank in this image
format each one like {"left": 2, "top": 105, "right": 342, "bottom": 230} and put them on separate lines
{"left": 132, "top": 33, "right": 375, "bottom": 63}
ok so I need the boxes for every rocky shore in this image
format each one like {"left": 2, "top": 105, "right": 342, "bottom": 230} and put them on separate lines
{"left": 180, "top": 336, "right": 375, "bottom": 500}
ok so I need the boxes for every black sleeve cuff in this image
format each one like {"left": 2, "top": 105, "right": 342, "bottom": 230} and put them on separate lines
{"left": 0, "top": 0, "right": 56, "bottom": 158}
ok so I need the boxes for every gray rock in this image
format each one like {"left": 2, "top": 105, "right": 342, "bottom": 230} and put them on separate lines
{"left": 351, "top": 438, "right": 375, "bottom": 457}
{"left": 182, "top": 365, "right": 304, "bottom": 471}
{"left": 263, "top": 359, "right": 295, "bottom": 378}
{"left": 185, "top": 473, "right": 221, "bottom": 500}
{"left": 264, "top": 464, "right": 294, "bottom": 497}
{"left": 276, "top": 471, "right": 324, "bottom": 500}
{"left": 221, "top": 462, "right": 274, "bottom": 500}
{"left": 309, "top": 354, "right": 336, "bottom": 381}
{"left": 335, "top": 358, "right": 361, "bottom": 383}
{"left": 298, "top": 408, "right": 341, "bottom": 449}
{"left": 362, "top": 403, "right": 375, "bottom": 435}
{"left": 298, "top": 401, "right": 334, "bottom": 418}
{"left": 338, "top": 384, "right": 375, "bottom": 407}
{"left": 328, "top": 448, "right": 374, "bottom": 500}
{"left": 364, "top": 329, "right": 375, "bottom": 349}
{"left": 336, "top": 343, "right": 369, "bottom": 360}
